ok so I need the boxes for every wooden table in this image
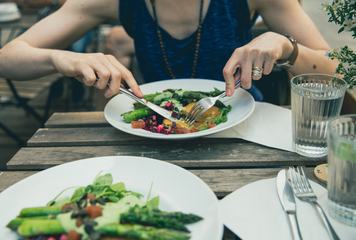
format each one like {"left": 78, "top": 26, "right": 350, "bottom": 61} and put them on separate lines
{"left": 1, "top": 111, "right": 327, "bottom": 239}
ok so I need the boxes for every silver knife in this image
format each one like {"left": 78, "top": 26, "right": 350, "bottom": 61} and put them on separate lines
{"left": 276, "top": 169, "right": 303, "bottom": 240}
{"left": 119, "top": 87, "right": 178, "bottom": 122}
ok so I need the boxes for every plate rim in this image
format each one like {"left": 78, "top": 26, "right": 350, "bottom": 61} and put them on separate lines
{"left": 0, "top": 155, "right": 224, "bottom": 240}
{"left": 104, "top": 78, "right": 255, "bottom": 140}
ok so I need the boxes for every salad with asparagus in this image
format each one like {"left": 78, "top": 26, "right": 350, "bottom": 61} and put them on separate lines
{"left": 121, "top": 89, "right": 231, "bottom": 134}
{"left": 7, "top": 173, "right": 202, "bottom": 240}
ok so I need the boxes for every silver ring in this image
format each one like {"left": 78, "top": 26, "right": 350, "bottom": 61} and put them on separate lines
{"left": 252, "top": 66, "right": 263, "bottom": 79}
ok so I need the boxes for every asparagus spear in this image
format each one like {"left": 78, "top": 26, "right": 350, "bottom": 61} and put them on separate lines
{"left": 7, "top": 216, "right": 49, "bottom": 231}
{"left": 121, "top": 108, "right": 152, "bottom": 123}
{"left": 133, "top": 93, "right": 161, "bottom": 109}
{"left": 17, "top": 219, "right": 65, "bottom": 237}
{"left": 121, "top": 206, "right": 202, "bottom": 232}
{"left": 98, "top": 223, "right": 189, "bottom": 240}
{"left": 19, "top": 206, "right": 62, "bottom": 217}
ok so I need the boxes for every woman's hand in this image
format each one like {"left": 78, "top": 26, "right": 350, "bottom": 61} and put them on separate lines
{"left": 51, "top": 50, "right": 143, "bottom": 98}
{"left": 223, "top": 32, "right": 293, "bottom": 96}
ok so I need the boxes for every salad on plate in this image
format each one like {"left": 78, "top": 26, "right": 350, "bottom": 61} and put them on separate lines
{"left": 7, "top": 173, "right": 202, "bottom": 240}
{"left": 121, "top": 89, "right": 231, "bottom": 134}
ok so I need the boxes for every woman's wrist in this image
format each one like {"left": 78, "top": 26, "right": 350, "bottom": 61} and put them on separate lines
{"left": 280, "top": 34, "right": 294, "bottom": 60}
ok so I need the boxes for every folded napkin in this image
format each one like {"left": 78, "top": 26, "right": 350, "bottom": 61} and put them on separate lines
{"left": 208, "top": 102, "right": 294, "bottom": 152}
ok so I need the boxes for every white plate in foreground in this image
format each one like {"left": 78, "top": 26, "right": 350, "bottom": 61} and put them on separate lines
{"left": 219, "top": 178, "right": 356, "bottom": 240}
{"left": 0, "top": 156, "right": 223, "bottom": 240}
{"left": 104, "top": 79, "right": 255, "bottom": 139}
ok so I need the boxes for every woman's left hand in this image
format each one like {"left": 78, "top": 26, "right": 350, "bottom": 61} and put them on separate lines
{"left": 223, "top": 32, "right": 293, "bottom": 96}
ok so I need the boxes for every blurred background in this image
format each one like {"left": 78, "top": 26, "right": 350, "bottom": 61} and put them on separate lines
{"left": 0, "top": 0, "right": 355, "bottom": 168}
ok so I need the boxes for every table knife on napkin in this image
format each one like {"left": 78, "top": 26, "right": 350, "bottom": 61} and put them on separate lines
{"left": 276, "top": 169, "right": 303, "bottom": 240}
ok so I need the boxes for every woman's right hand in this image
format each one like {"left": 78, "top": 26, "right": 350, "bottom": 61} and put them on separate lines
{"left": 50, "top": 50, "right": 143, "bottom": 98}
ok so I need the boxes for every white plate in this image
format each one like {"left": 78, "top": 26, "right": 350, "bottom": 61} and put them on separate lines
{"left": 104, "top": 79, "right": 255, "bottom": 139}
{"left": 219, "top": 178, "right": 356, "bottom": 240}
{"left": 0, "top": 156, "right": 223, "bottom": 240}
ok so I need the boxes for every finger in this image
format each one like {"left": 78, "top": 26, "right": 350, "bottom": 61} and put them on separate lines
{"left": 252, "top": 55, "right": 264, "bottom": 81}
{"left": 240, "top": 60, "right": 252, "bottom": 89}
{"left": 79, "top": 65, "right": 97, "bottom": 87}
{"left": 96, "top": 56, "right": 123, "bottom": 98}
{"left": 107, "top": 55, "right": 143, "bottom": 98}
{"left": 90, "top": 61, "right": 110, "bottom": 90}
{"left": 263, "top": 58, "right": 275, "bottom": 75}
{"left": 223, "top": 49, "right": 241, "bottom": 96}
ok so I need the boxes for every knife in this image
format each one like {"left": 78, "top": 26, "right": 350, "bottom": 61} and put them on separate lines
{"left": 119, "top": 87, "right": 178, "bottom": 122}
{"left": 276, "top": 169, "right": 303, "bottom": 240}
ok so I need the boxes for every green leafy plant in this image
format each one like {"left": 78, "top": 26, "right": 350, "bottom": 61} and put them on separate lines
{"left": 324, "top": 0, "right": 356, "bottom": 88}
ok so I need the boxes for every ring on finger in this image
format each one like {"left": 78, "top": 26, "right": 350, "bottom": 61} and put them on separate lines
{"left": 252, "top": 66, "right": 263, "bottom": 79}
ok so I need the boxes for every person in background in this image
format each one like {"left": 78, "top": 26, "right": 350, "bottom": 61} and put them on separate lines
{"left": 105, "top": 26, "right": 134, "bottom": 70}
{"left": 0, "top": 0, "right": 338, "bottom": 101}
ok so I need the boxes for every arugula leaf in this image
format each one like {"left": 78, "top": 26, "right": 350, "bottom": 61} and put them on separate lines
{"left": 111, "top": 182, "right": 126, "bottom": 192}
{"left": 93, "top": 173, "right": 113, "bottom": 186}
{"left": 70, "top": 187, "right": 86, "bottom": 202}
{"left": 146, "top": 196, "right": 160, "bottom": 210}
{"left": 214, "top": 105, "right": 232, "bottom": 125}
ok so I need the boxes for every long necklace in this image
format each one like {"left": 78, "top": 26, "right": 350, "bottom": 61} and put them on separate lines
{"left": 150, "top": 0, "right": 204, "bottom": 79}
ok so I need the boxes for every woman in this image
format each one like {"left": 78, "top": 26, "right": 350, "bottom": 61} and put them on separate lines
{"left": 0, "top": 0, "right": 337, "bottom": 100}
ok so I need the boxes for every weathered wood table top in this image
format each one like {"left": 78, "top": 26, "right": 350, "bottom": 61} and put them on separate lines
{"left": 1, "top": 111, "right": 327, "bottom": 239}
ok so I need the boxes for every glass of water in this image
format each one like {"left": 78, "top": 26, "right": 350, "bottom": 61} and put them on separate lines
{"left": 291, "top": 74, "right": 347, "bottom": 158}
{"left": 327, "top": 114, "right": 356, "bottom": 226}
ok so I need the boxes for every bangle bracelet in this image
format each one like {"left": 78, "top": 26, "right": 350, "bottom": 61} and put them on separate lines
{"left": 276, "top": 34, "right": 299, "bottom": 68}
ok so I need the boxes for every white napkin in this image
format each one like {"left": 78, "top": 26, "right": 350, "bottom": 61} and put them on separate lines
{"left": 208, "top": 102, "right": 294, "bottom": 152}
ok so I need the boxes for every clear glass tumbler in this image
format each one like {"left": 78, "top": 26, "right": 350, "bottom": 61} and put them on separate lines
{"left": 327, "top": 114, "right": 356, "bottom": 226}
{"left": 291, "top": 74, "right": 347, "bottom": 158}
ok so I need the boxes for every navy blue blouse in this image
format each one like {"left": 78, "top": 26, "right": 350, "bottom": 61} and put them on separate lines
{"left": 120, "top": 0, "right": 263, "bottom": 100}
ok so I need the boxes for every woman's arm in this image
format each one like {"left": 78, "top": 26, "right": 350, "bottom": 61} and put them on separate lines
{"left": 223, "top": 0, "right": 338, "bottom": 95}
{"left": 0, "top": 0, "right": 142, "bottom": 98}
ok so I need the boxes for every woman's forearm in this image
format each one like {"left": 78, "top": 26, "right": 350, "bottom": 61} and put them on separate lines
{"left": 0, "top": 40, "right": 57, "bottom": 80}
{"left": 289, "top": 44, "right": 338, "bottom": 76}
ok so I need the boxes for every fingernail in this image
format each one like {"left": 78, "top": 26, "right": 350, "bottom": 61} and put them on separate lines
{"left": 226, "top": 89, "right": 231, "bottom": 96}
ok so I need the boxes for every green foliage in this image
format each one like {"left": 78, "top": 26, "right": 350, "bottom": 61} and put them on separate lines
{"left": 328, "top": 46, "right": 356, "bottom": 88}
{"left": 324, "top": 0, "right": 356, "bottom": 37}
{"left": 324, "top": 0, "right": 356, "bottom": 88}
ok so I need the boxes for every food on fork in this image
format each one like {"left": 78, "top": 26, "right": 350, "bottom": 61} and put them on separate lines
{"left": 7, "top": 173, "right": 202, "bottom": 240}
{"left": 121, "top": 89, "right": 231, "bottom": 134}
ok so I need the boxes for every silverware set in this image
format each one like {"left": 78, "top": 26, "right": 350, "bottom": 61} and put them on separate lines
{"left": 277, "top": 167, "right": 340, "bottom": 240}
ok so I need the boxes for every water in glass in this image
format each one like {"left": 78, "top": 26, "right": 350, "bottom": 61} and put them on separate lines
{"left": 327, "top": 115, "right": 356, "bottom": 227}
{"left": 291, "top": 74, "right": 347, "bottom": 158}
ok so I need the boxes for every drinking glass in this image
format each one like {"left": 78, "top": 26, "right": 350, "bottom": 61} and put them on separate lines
{"left": 327, "top": 114, "right": 356, "bottom": 226}
{"left": 291, "top": 74, "right": 347, "bottom": 158}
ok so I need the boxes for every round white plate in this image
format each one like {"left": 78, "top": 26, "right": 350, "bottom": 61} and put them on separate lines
{"left": 0, "top": 156, "right": 223, "bottom": 240}
{"left": 104, "top": 79, "right": 255, "bottom": 139}
{"left": 219, "top": 178, "right": 356, "bottom": 240}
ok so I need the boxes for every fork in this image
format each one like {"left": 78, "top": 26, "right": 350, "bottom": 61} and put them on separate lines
{"left": 184, "top": 79, "right": 241, "bottom": 125}
{"left": 288, "top": 166, "right": 340, "bottom": 240}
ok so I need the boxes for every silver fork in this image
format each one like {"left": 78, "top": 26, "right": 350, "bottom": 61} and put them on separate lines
{"left": 184, "top": 80, "right": 241, "bottom": 125}
{"left": 288, "top": 166, "right": 340, "bottom": 240}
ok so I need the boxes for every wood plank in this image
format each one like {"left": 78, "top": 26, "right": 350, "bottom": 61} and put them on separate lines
{"left": 7, "top": 146, "right": 325, "bottom": 170}
{"left": 45, "top": 112, "right": 108, "bottom": 128}
{"left": 0, "top": 168, "right": 322, "bottom": 198}
{"left": 28, "top": 127, "right": 244, "bottom": 146}
{"left": 0, "top": 171, "right": 35, "bottom": 193}
{"left": 28, "top": 127, "right": 137, "bottom": 146}
{"left": 0, "top": 89, "right": 37, "bottom": 99}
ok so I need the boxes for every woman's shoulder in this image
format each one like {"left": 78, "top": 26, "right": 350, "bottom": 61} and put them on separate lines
{"left": 64, "top": 0, "right": 119, "bottom": 20}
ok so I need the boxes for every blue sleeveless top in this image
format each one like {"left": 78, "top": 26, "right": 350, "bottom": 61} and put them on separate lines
{"left": 119, "top": 0, "right": 263, "bottom": 101}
